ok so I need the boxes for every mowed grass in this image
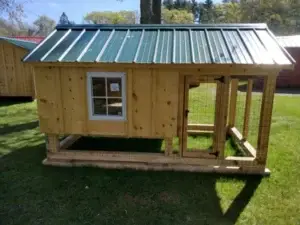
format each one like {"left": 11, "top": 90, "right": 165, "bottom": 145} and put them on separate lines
{"left": 1, "top": 88, "right": 300, "bottom": 225}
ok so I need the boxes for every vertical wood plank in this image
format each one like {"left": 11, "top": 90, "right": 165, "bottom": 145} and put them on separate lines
{"left": 127, "top": 69, "right": 133, "bottom": 137}
{"left": 257, "top": 75, "right": 277, "bottom": 165}
{"left": 177, "top": 75, "right": 185, "bottom": 138}
{"left": 132, "top": 69, "right": 152, "bottom": 137}
{"left": 61, "top": 67, "right": 87, "bottom": 134}
{"left": 180, "top": 76, "right": 189, "bottom": 157}
{"left": 0, "top": 43, "right": 8, "bottom": 95}
{"left": 151, "top": 69, "right": 157, "bottom": 136}
{"left": 34, "top": 67, "right": 64, "bottom": 133}
{"left": 154, "top": 71, "right": 179, "bottom": 137}
{"left": 243, "top": 79, "right": 253, "bottom": 139}
{"left": 3, "top": 43, "right": 16, "bottom": 96}
{"left": 213, "top": 77, "right": 230, "bottom": 159}
{"left": 228, "top": 79, "right": 238, "bottom": 128}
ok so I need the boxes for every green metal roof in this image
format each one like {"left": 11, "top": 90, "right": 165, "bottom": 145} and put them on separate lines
{"left": 0, "top": 37, "right": 37, "bottom": 50}
{"left": 23, "top": 24, "right": 295, "bottom": 66}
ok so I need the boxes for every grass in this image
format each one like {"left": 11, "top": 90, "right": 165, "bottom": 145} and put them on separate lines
{"left": 1, "top": 88, "right": 300, "bottom": 225}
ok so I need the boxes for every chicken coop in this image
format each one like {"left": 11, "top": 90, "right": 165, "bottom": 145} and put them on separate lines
{"left": 0, "top": 37, "right": 37, "bottom": 97}
{"left": 23, "top": 24, "right": 294, "bottom": 175}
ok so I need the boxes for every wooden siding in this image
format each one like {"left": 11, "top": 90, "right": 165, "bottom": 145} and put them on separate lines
{"left": 34, "top": 66, "right": 179, "bottom": 137}
{"left": 0, "top": 41, "right": 34, "bottom": 97}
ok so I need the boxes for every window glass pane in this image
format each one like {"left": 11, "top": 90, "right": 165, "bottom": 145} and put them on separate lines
{"left": 93, "top": 98, "right": 107, "bottom": 115}
{"left": 107, "top": 77, "right": 122, "bottom": 97}
{"left": 107, "top": 98, "right": 122, "bottom": 116}
{"left": 92, "top": 78, "right": 106, "bottom": 96}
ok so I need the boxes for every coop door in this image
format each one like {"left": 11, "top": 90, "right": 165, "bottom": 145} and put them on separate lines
{"left": 181, "top": 76, "right": 218, "bottom": 158}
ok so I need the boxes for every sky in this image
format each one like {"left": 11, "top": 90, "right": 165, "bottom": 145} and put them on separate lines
{"left": 21, "top": 0, "right": 222, "bottom": 24}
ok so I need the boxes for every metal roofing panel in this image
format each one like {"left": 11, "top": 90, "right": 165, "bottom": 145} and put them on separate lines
{"left": 25, "top": 30, "right": 67, "bottom": 61}
{"left": 99, "top": 29, "right": 128, "bottom": 62}
{"left": 223, "top": 30, "right": 253, "bottom": 64}
{"left": 155, "top": 30, "right": 173, "bottom": 63}
{"left": 135, "top": 30, "right": 157, "bottom": 63}
{"left": 117, "top": 30, "right": 142, "bottom": 63}
{"left": 62, "top": 30, "right": 97, "bottom": 62}
{"left": 207, "top": 30, "right": 232, "bottom": 63}
{"left": 256, "top": 30, "right": 291, "bottom": 65}
{"left": 80, "top": 30, "right": 112, "bottom": 62}
{"left": 23, "top": 24, "right": 294, "bottom": 67}
{"left": 0, "top": 37, "right": 37, "bottom": 50}
{"left": 175, "top": 29, "right": 192, "bottom": 63}
{"left": 192, "top": 30, "right": 211, "bottom": 63}
{"left": 44, "top": 30, "right": 82, "bottom": 62}
{"left": 240, "top": 30, "right": 274, "bottom": 64}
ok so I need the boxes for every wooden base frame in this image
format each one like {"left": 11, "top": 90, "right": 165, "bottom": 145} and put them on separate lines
{"left": 43, "top": 133, "right": 270, "bottom": 176}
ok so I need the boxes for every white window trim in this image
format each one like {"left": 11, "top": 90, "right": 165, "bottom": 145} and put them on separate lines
{"left": 87, "top": 72, "right": 126, "bottom": 121}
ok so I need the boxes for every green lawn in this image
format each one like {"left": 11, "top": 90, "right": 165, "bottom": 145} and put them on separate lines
{"left": 1, "top": 88, "right": 300, "bottom": 225}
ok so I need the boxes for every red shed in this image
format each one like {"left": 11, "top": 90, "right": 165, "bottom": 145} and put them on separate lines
{"left": 276, "top": 36, "right": 300, "bottom": 88}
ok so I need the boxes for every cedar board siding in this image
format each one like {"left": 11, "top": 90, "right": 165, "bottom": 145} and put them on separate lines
{"left": 0, "top": 41, "right": 35, "bottom": 97}
{"left": 34, "top": 66, "right": 180, "bottom": 138}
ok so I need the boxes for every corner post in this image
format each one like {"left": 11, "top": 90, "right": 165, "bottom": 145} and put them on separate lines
{"left": 46, "top": 134, "right": 60, "bottom": 153}
{"left": 213, "top": 76, "right": 230, "bottom": 159}
{"left": 256, "top": 75, "right": 277, "bottom": 165}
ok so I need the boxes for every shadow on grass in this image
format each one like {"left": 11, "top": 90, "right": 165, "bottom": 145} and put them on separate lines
{"left": 0, "top": 121, "right": 39, "bottom": 135}
{"left": 1, "top": 139, "right": 263, "bottom": 225}
{"left": 0, "top": 97, "right": 33, "bottom": 107}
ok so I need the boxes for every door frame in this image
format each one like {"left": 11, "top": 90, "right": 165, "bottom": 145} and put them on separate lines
{"left": 180, "top": 75, "right": 229, "bottom": 159}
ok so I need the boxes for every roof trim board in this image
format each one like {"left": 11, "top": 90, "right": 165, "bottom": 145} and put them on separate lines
{"left": 23, "top": 23, "right": 295, "bottom": 68}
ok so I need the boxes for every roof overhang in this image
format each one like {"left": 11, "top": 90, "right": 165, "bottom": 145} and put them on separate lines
{"left": 23, "top": 23, "right": 296, "bottom": 71}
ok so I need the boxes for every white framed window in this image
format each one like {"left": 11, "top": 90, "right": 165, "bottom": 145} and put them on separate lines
{"left": 87, "top": 72, "right": 126, "bottom": 121}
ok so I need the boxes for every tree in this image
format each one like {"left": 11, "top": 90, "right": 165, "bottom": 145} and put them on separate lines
{"left": 0, "top": 0, "right": 24, "bottom": 22}
{"left": 200, "top": 0, "right": 215, "bottom": 23}
{"left": 140, "top": 0, "right": 161, "bottom": 24}
{"left": 215, "top": 2, "right": 242, "bottom": 23}
{"left": 84, "top": 11, "right": 136, "bottom": 24}
{"left": 33, "top": 15, "right": 56, "bottom": 36}
{"left": 163, "top": 0, "right": 199, "bottom": 22}
{"left": 162, "top": 8, "right": 194, "bottom": 23}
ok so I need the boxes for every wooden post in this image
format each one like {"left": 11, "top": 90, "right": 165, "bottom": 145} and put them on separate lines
{"left": 46, "top": 134, "right": 60, "bottom": 153}
{"left": 243, "top": 79, "right": 253, "bottom": 139}
{"left": 228, "top": 79, "right": 238, "bottom": 128}
{"left": 256, "top": 75, "right": 277, "bottom": 165}
{"left": 165, "top": 138, "right": 173, "bottom": 156}
{"left": 179, "top": 76, "right": 189, "bottom": 157}
{"left": 213, "top": 77, "right": 230, "bottom": 159}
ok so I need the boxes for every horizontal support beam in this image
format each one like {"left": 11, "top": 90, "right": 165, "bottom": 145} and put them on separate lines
{"left": 183, "top": 150, "right": 216, "bottom": 159}
{"left": 188, "top": 124, "right": 215, "bottom": 131}
{"left": 47, "top": 150, "right": 258, "bottom": 167}
{"left": 188, "top": 130, "right": 214, "bottom": 135}
{"left": 43, "top": 158, "right": 270, "bottom": 175}
{"left": 59, "top": 135, "right": 81, "bottom": 149}
{"left": 228, "top": 127, "right": 257, "bottom": 158}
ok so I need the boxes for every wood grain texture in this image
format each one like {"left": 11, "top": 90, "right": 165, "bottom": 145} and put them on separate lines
{"left": 243, "top": 79, "right": 253, "bottom": 138}
{"left": 34, "top": 67, "right": 64, "bottom": 133}
{"left": 257, "top": 75, "right": 277, "bottom": 165}
{"left": 228, "top": 79, "right": 238, "bottom": 127}
{"left": 0, "top": 42, "right": 34, "bottom": 97}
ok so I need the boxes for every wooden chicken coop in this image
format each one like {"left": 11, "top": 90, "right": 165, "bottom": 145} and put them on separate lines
{"left": 23, "top": 24, "right": 294, "bottom": 175}
{"left": 0, "top": 37, "right": 37, "bottom": 97}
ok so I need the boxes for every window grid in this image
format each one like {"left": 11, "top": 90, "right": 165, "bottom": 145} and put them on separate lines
{"left": 87, "top": 72, "right": 126, "bottom": 121}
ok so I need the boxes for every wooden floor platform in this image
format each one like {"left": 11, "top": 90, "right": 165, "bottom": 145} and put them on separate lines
{"left": 43, "top": 151, "right": 271, "bottom": 175}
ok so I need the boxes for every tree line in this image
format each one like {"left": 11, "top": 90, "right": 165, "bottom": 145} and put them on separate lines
{"left": 1, "top": 0, "right": 300, "bottom": 36}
